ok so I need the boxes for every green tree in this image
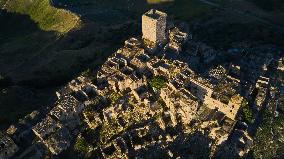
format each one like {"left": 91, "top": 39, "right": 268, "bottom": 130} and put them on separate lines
{"left": 149, "top": 76, "right": 166, "bottom": 91}
{"left": 74, "top": 136, "right": 89, "bottom": 153}
{"left": 241, "top": 100, "right": 254, "bottom": 124}
{"left": 252, "top": 111, "right": 284, "bottom": 158}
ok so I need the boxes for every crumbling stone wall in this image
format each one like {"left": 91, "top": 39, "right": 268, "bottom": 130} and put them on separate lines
{"left": 142, "top": 9, "right": 167, "bottom": 45}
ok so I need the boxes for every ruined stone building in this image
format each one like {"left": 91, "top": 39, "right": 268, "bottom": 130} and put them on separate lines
{"left": 142, "top": 9, "right": 167, "bottom": 45}
{"left": 0, "top": 9, "right": 258, "bottom": 158}
{"left": 0, "top": 133, "right": 18, "bottom": 159}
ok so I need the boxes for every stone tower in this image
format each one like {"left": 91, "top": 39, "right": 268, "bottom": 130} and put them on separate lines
{"left": 142, "top": 9, "right": 167, "bottom": 45}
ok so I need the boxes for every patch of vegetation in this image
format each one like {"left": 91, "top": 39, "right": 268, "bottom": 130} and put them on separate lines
{"left": 82, "top": 128, "right": 101, "bottom": 147}
{"left": 149, "top": 76, "right": 167, "bottom": 91}
{"left": 74, "top": 136, "right": 89, "bottom": 153}
{"left": 109, "top": 92, "right": 122, "bottom": 104}
{"left": 3, "top": 0, "right": 79, "bottom": 33}
{"left": 99, "top": 119, "right": 122, "bottom": 144}
{"left": 143, "top": 38, "right": 156, "bottom": 48}
{"left": 279, "top": 95, "right": 284, "bottom": 113}
{"left": 241, "top": 100, "right": 254, "bottom": 124}
{"left": 148, "top": 0, "right": 167, "bottom": 4}
{"left": 252, "top": 111, "right": 284, "bottom": 158}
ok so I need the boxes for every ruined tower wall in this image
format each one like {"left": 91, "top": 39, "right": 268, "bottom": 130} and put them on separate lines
{"left": 142, "top": 15, "right": 158, "bottom": 43}
{"left": 142, "top": 9, "right": 167, "bottom": 44}
{"left": 156, "top": 15, "right": 167, "bottom": 44}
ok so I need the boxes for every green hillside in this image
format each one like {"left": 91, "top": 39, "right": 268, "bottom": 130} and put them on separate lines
{"left": 3, "top": 0, "right": 80, "bottom": 33}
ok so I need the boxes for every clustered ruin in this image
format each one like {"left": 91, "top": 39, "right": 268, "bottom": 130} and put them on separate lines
{"left": 1, "top": 9, "right": 283, "bottom": 159}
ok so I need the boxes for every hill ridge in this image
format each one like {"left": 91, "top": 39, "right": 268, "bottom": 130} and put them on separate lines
{"left": 2, "top": 0, "right": 80, "bottom": 33}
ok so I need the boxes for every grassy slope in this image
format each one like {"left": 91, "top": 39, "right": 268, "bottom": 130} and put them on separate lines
{"left": 0, "top": 0, "right": 80, "bottom": 129}
{"left": 3, "top": 0, "right": 79, "bottom": 33}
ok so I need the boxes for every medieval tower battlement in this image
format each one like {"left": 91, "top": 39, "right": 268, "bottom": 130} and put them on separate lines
{"left": 142, "top": 9, "right": 167, "bottom": 45}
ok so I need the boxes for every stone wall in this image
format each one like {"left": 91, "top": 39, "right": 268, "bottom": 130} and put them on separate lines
{"left": 142, "top": 9, "right": 167, "bottom": 45}
{"left": 142, "top": 15, "right": 157, "bottom": 43}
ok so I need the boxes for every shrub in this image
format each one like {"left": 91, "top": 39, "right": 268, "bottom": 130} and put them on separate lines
{"left": 241, "top": 100, "right": 254, "bottom": 124}
{"left": 278, "top": 95, "right": 284, "bottom": 113}
{"left": 149, "top": 76, "right": 166, "bottom": 91}
{"left": 252, "top": 111, "right": 284, "bottom": 159}
{"left": 109, "top": 92, "right": 121, "bottom": 104}
{"left": 74, "top": 136, "right": 89, "bottom": 153}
